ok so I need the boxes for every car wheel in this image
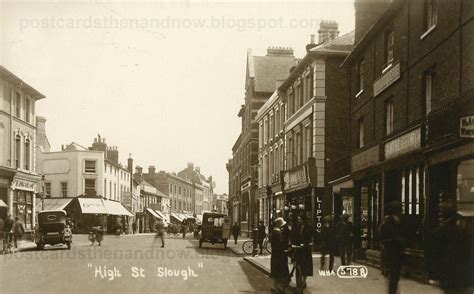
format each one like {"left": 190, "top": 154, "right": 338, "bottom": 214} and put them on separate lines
{"left": 36, "top": 242, "right": 44, "bottom": 250}
{"left": 67, "top": 242, "right": 71, "bottom": 249}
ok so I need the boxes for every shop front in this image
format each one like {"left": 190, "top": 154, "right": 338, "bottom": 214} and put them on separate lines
{"left": 281, "top": 158, "right": 318, "bottom": 229}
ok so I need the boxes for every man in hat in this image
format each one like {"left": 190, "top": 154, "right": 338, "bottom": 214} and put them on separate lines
{"left": 270, "top": 217, "right": 291, "bottom": 293}
{"left": 379, "top": 201, "right": 406, "bottom": 294}
{"left": 336, "top": 214, "right": 353, "bottom": 266}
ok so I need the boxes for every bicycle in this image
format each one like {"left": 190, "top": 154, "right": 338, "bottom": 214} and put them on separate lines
{"left": 2, "top": 232, "right": 14, "bottom": 254}
{"left": 242, "top": 235, "right": 272, "bottom": 254}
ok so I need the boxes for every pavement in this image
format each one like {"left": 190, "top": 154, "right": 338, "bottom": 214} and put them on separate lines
{"left": 242, "top": 254, "right": 444, "bottom": 293}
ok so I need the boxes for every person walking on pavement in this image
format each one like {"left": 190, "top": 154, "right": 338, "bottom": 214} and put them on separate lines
{"left": 434, "top": 205, "right": 472, "bottom": 294}
{"left": 270, "top": 217, "right": 291, "bottom": 294}
{"left": 379, "top": 201, "right": 406, "bottom": 294}
{"left": 132, "top": 221, "right": 137, "bottom": 235}
{"left": 257, "top": 220, "right": 266, "bottom": 254}
{"left": 336, "top": 214, "right": 353, "bottom": 266}
{"left": 320, "top": 214, "right": 337, "bottom": 271}
{"left": 182, "top": 219, "right": 187, "bottom": 239}
{"left": 290, "top": 215, "right": 314, "bottom": 291}
{"left": 155, "top": 219, "right": 165, "bottom": 248}
{"left": 13, "top": 216, "right": 25, "bottom": 249}
{"left": 231, "top": 222, "right": 240, "bottom": 245}
{"left": 3, "top": 214, "right": 13, "bottom": 247}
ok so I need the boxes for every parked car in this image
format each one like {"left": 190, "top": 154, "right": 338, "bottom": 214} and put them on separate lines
{"left": 34, "top": 210, "right": 72, "bottom": 250}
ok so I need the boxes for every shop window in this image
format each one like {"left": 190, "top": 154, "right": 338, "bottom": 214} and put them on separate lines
{"left": 457, "top": 159, "right": 474, "bottom": 215}
{"left": 84, "top": 160, "right": 96, "bottom": 173}
{"left": 424, "top": 0, "right": 437, "bottom": 32}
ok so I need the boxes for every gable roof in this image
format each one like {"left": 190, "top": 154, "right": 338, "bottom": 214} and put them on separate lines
{"left": 63, "top": 142, "right": 89, "bottom": 151}
{"left": 247, "top": 48, "right": 299, "bottom": 93}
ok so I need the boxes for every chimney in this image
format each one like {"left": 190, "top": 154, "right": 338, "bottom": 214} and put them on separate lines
{"left": 306, "top": 34, "right": 317, "bottom": 52}
{"left": 107, "top": 146, "right": 119, "bottom": 164}
{"left": 127, "top": 154, "right": 133, "bottom": 173}
{"left": 266, "top": 47, "right": 294, "bottom": 57}
{"left": 136, "top": 166, "right": 143, "bottom": 175}
{"left": 187, "top": 162, "right": 194, "bottom": 169}
{"left": 354, "top": 0, "right": 392, "bottom": 43}
{"left": 318, "top": 20, "right": 339, "bottom": 44}
{"left": 148, "top": 165, "right": 156, "bottom": 174}
{"left": 195, "top": 167, "right": 201, "bottom": 173}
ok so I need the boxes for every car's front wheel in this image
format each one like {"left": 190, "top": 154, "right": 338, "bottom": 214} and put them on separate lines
{"left": 66, "top": 241, "right": 72, "bottom": 249}
{"left": 36, "top": 242, "right": 44, "bottom": 250}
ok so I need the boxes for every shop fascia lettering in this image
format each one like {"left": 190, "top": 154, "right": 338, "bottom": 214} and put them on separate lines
{"left": 11, "top": 178, "right": 37, "bottom": 192}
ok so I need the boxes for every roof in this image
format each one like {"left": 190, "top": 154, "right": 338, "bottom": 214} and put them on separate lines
{"left": 255, "top": 89, "right": 280, "bottom": 121}
{"left": 279, "top": 31, "right": 355, "bottom": 91}
{"left": 0, "top": 65, "right": 45, "bottom": 100}
{"left": 63, "top": 142, "right": 89, "bottom": 151}
{"left": 247, "top": 48, "right": 299, "bottom": 93}
{"left": 342, "top": 1, "right": 400, "bottom": 67}
{"left": 310, "top": 31, "right": 355, "bottom": 55}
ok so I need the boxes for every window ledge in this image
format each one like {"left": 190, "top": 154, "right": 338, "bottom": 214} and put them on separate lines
{"left": 355, "top": 89, "right": 364, "bottom": 99}
{"left": 420, "top": 25, "right": 436, "bottom": 40}
{"left": 381, "top": 63, "right": 393, "bottom": 75}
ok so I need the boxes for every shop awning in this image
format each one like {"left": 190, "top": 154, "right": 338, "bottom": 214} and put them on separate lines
{"left": 146, "top": 208, "right": 162, "bottom": 219}
{"left": 170, "top": 213, "right": 184, "bottom": 222}
{"left": 36, "top": 198, "right": 72, "bottom": 212}
{"left": 103, "top": 200, "right": 133, "bottom": 217}
{"left": 0, "top": 199, "right": 7, "bottom": 207}
{"left": 77, "top": 198, "right": 107, "bottom": 214}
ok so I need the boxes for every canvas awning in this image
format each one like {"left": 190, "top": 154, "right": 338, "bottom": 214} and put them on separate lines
{"left": 146, "top": 208, "right": 162, "bottom": 219}
{"left": 0, "top": 199, "right": 7, "bottom": 207}
{"left": 77, "top": 198, "right": 107, "bottom": 214}
{"left": 36, "top": 198, "right": 72, "bottom": 212}
{"left": 170, "top": 213, "right": 184, "bottom": 222}
{"left": 103, "top": 200, "right": 133, "bottom": 217}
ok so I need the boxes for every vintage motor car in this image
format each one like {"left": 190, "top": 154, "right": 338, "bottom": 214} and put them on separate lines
{"left": 35, "top": 210, "right": 72, "bottom": 250}
{"left": 199, "top": 212, "right": 231, "bottom": 249}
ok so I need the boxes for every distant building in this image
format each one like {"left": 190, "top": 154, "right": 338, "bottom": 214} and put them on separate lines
{"left": 228, "top": 47, "right": 299, "bottom": 235}
{"left": 213, "top": 193, "right": 229, "bottom": 214}
{"left": 0, "top": 65, "right": 46, "bottom": 231}
{"left": 178, "top": 162, "right": 214, "bottom": 215}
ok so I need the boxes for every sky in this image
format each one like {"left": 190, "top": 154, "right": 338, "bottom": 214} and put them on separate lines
{"left": 1, "top": 0, "right": 355, "bottom": 194}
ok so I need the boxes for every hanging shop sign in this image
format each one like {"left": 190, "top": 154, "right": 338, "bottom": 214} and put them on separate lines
{"left": 460, "top": 116, "right": 474, "bottom": 138}
{"left": 122, "top": 191, "right": 132, "bottom": 211}
{"left": 373, "top": 62, "right": 400, "bottom": 97}
{"left": 240, "top": 181, "right": 251, "bottom": 191}
{"left": 384, "top": 127, "right": 421, "bottom": 160}
{"left": 314, "top": 188, "right": 324, "bottom": 233}
{"left": 11, "top": 178, "right": 37, "bottom": 192}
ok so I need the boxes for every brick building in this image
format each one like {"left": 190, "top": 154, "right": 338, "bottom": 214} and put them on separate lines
{"left": 278, "top": 23, "right": 354, "bottom": 233}
{"left": 228, "top": 47, "right": 298, "bottom": 235}
{"left": 342, "top": 0, "right": 473, "bottom": 281}
{"left": 178, "top": 163, "right": 213, "bottom": 215}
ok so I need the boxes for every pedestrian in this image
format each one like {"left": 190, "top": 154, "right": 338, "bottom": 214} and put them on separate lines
{"left": 232, "top": 222, "right": 240, "bottom": 244}
{"left": 379, "top": 201, "right": 406, "bottom": 294}
{"left": 320, "top": 214, "right": 337, "bottom": 271}
{"left": 290, "top": 215, "right": 314, "bottom": 291}
{"left": 132, "top": 221, "right": 137, "bottom": 234}
{"left": 182, "top": 219, "right": 187, "bottom": 239}
{"left": 115, "top": 217, "right": 122, "bottom": 237}
{"left": 13, "top": 216, "right": 25, "bottom": 248}
{"left": 257, "top": 220, "right": 266, "bottom": 254}
{"left": 336, "top": 214, "right": 353, "bottom": 266}
{"left": 270, "top": 217, "right": 291, "bottom": 294}
{"left": 155, "top": 219, "right": 165, "bottom": 248}
{"left": 0, "top": 217, "right": 4, "bottom": 232}
{"left": 434, "top": 205, "right": 472, "bottom": 294}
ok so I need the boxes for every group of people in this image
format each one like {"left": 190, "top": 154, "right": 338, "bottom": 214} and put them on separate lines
{"left": 0, "top": 214, "right": 26, "bottom": 251}
{"left": 319, "top": 213, "right": 353, "bottom": 272}
{"left": 270, "top": 215, "right": 314, "bottom": 294}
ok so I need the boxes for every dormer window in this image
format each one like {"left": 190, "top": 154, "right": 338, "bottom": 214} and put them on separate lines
{"left": 384, "top": 29, "right": 394, "bottom": 69}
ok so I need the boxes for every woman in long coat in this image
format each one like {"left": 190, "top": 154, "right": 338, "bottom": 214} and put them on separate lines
{"left": 271, "top": 217, "right": 291, "bottom": 293}
{"left": 291, "top": 215, "right": 314, "bottom": 290}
